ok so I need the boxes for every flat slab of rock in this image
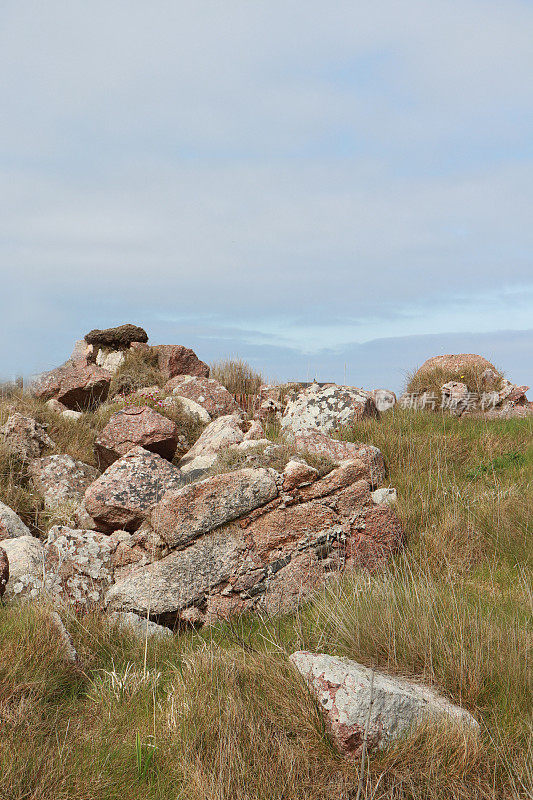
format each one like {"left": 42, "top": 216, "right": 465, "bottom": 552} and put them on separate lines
{"left": 85, "top": 324, "right": 148, "bottom": 348}
{"left": 290, "top": 652, "right": 479, "bottom": 757}
{"left": 152, "top": 344, "right": 209, "bottom": 380}
{"left": 0, "top": 501, "right": 31, "bottom": 540}
{"left": 1, "top": 535, "right": 44, "bottom": 601}
{"left": 281, "top": 383, "right": 379, "bottom": 435}
{"left": 95, "top": 405, "right": 179, "bottom": 468}
{"left": 1, "top": 413, "right": 55, "bottom": 460}
{"left": 33, "top": 360, "right": 111, "bottom": 410}
{"left": 84, "top": 446, "right": 184, "bottom": 532}
{"left": 151, "top": 467, "right": 279, "bottom": 548}
{"left": 106, "top": 527, "right": 247, "bottom": 616}
{"left": 164, "top": 375, "right": 239, "bottom": 417}
{"left": 29, "top": 454, "right": 99, "bottom": 509}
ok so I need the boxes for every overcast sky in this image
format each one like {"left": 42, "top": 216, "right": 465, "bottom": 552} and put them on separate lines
{"left": 1, "top": 1, "right": 532, "bottom": 392}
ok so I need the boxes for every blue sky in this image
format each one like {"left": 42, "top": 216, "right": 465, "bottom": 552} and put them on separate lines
{"left": 1, "top": 0, "right": 532, "bottom": 393}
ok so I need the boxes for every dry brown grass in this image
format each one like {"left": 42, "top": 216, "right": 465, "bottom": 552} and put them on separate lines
{"left": 108, "top": 348, "right": 165, "bottom": 398}
{"left": 211, "top": 358, "right": 263, "bottom": 398}
{"left": 405, "top": 362, "right": 503, "bottom": 406}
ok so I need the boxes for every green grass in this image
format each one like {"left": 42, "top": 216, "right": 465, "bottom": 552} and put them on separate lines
{"left": 0, "top": 409, "right": 531, "bottom": 798}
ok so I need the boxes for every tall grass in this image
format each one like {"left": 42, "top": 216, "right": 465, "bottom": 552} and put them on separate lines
{"left": 210, "top": 358, "right": 263, "bottom": 398}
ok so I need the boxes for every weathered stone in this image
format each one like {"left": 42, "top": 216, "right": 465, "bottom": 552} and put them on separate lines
{"left": 178, "top": 414, "right": 245, "bottom": 479}
{"left": 164, "top": 375, "right": 239, "bottom": 417}
{"left": 84, "top": 446, "right": 184, "bottom": 532}
{"left": 414, "top": 353, "right": 499, "bottom": 381}
{"left": 1, "top": 535, "right": 44, "bottom": 601}
{"left": 371, "top": 389, "right": 397, "bottom": 412}
{"left": 41, "top": 526, "right": 116, "bottom": 607}
{"left": 0, "top": 501, "right": 31, "bottom": 540}
{"left": 281, "top": 383, "right": 379, "bottom": 435}
{"left": 168, "top": 395, "right": 211, "bottom": 424}
{"left": 95, "top": 406, "right": 179, "bottom": 468}
{"left": 95, "top": 349, "right": 126, "bottom": 373}
{"left": 289, "top": 652, "right": 479, "bottom": 757}
{"left": 29, "top": 455, "right": 99, "bottom": 510}
{"left": 151, "top": 468, "right": 279, "bottom": 548}
{"left": 85, "top": 324, "right": 148, "bottom": 348}
{"left": 0, "top": 546, "right": 8, "bottom": 598}
{"left": 289, "top": 431, "right": 386, "bottom": 486}
{"left": 109, "top": 611, "right": 173, "bottom": 639}
{"left": 243, "top": 419, "right": 265, "bottom": 440}
{"left": 111, "top": 526, "right": 169, "bottom": 580}
{"left": 282, "top": 460, "right": 320, "bottom": 491}
{"left": 33, "top": 360, "right": 111, "bottom": 410}
{"left": 106, "top": 527, "right": 247, "bottom": 616}
{"left": 152, "top": 344, "right": 209, "bottom": 380}
{"left": 1, "top": 413, "right": 55, "bottom": 460}
{"left": 441, "top": 381, "right": 469, "bottom": 414}
{"left": 371, "top": 487, "right": 397, "bottom": 506}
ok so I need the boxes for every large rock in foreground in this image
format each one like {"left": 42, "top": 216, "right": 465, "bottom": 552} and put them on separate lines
{"left": 94, "top": 406, "right": 179, "bottom": 468}
{"left": 281, "top": 383, "right": 379, "bottom": 435}
{"left": 290, "top": 652, "right": 479, "bottom": 757}
{"left": 164, "top": 375, "right": 240, "bottom": 417}
{"left": 0, "top": 501, "right": 31, "bottom": 540}
{"left": 151, "top": 468, "right": 279, "bottom": 548}
{"left": 152, "top": 344, "right": 210, "bottom": 380}
{"left": 29, "top": 454, "right": 99, "bottom": 509}
{"left": 84, "top": 446, "right": 184, "bottom": 532}
{"left": 1, "top": 414, "right": 55, "bottom": 460}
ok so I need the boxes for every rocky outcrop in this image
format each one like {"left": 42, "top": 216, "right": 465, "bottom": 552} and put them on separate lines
{"left": 29, "top": 455, "right": 99, "bottom": 509}
{"left": 164, "top": 375, "right": 239, "bottom": 417}
{"left": 94, "top": 406, "right": 179, "bottom": 468}
{"left": 1, "top": 413, "right": 55, "bottom": 460}
{"left": 0, "top": 536, "right": 44, "bottom": 601}
{"left": 151, "top": 468, "right": 279, "bottom": 548}
{"left": 414, "top": 353, "right": 499, "bottom": 380}
{"left": 289, "top": 652, "right": 479, "bottom": 757}
{"left": 281, "top": 383, "right": 379, "bottom": 435}
{"left": 0, "top": 546, "right": 8, "bottom": 598}
{"left": 106, "top": 453, "right": 403, "bottom": 626}
{"left": 0, "top": 501, "right": 31, "bottom": 540}
{"left": 84, "top": 446, "right": 184, "bottom": 532}
{"left": 85, "top": 324, "right": 148, "bottom": 348}
{"left": 33, "top": 359, "right": 111, "bottom": 410}
{"left": 152, "top": 344, "right": 210, "bottom": 380}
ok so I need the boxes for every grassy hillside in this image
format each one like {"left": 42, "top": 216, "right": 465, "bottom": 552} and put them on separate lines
{"left": 0, "top": 409, "right": 531, "bottom": 799}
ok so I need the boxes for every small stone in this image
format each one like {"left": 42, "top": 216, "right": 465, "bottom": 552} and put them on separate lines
{"left": 94, "top": 406, "right": 179, "bottom": 468}
{"left": 0, "top": 501, "right": 31, "bottom": 540}
{"left": 1, "top": 413, "right": 55, "bottom": 460}
{"left": 371, "top": 487, "right": 398, "bottom": 506}
{"left": 109, "top": 611, "right": 173, "bottom": 639}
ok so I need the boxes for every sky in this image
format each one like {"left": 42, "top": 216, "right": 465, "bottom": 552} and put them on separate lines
{"left": 1, "top": 0, "right": 532, "bottom": 393}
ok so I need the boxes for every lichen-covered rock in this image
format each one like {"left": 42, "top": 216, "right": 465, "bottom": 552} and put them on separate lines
{"left": 178, "top": 414, "right": 245, "bottom": 480}
{"left": 289, "top": 652, "right": 479, "bottom": 757}
{"left": 94, "top": 406, "right": 179, "bottom": 468}
{"left": 110, "top": 526, "right": 169, "bottom": 580}
{"left": 164, "top": 375, "right": 239, "bottom": 417}
{"left": 441, "top": 381, "right": 469, "bottom": 414}
{"left": 281, "top": 460, "right": 319, "bottom": 491}
{"left": 29, "top": 455, "right": 99, "bottom": 510}
{"left": 106, "top": 527, "right": 247, "bottom": 616}
{"left": 84, "top": 446, "right": 184, "bottom": 532}
{"left": 0, "top": 546, "right": 8, "bottom": 598}
{"left": 168, "top": 395, "right": 211, "bottom": 425}
{"left": 95, "top": 349, "right": 126, "bottom": 373}
{"left": 152, "top": 344, "right": 209, "bottom": 380}
{"left": 42, "top": 526, "right": 116, "bottom": 607}
{"left": 289, "top": 430, "right": 386, "bottom": 486}
{"left": 151, "top": 468, "right": 279, "bottom": 548}
{"left": 85, "top": 324, "right": 148, "bottom": 348}
{"left": 1, "top": 413, "right": 55, "bottom": 460}
{"left": 32, "top": 360, "right": 111, "bottom": 410}
{"left": 371, "top": 389, "right": 397, "bottom": 412}
{"left": 281, "top": 383, "right": 379, "bottom": 435}
{"left": 0, "top": 501, "right": 31, "bottom": 540}
{"left": 1, "top": 535, "right": 44, "bottom": 601}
